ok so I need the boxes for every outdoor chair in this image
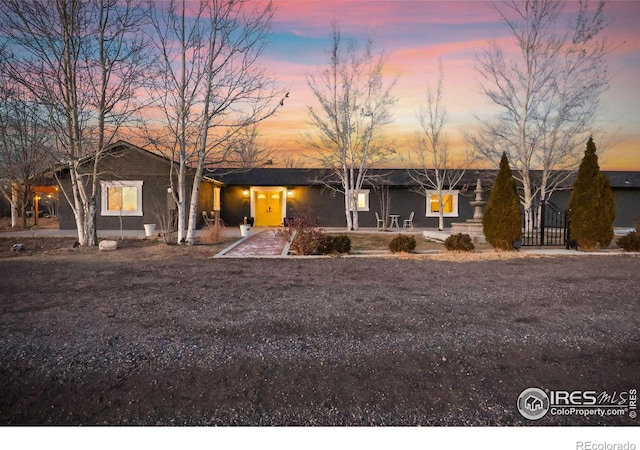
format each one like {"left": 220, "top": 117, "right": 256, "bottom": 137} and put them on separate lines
{"left": 202, "top": 211, "right": 214, "bottom": 226}
{"left": 403, "top": 211, "right": 415, "bottom": 228}
{"left": 375, "top": 212, "right": 385, "bottom": 229}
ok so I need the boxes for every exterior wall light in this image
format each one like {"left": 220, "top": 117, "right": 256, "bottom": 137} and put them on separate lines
{"left": 287, "top": 189, "right": 293, "bottom": 198}
{"left": 243, "top": 189, "right": 250, "bottom": 198}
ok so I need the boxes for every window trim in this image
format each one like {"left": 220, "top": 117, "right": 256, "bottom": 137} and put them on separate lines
{"left": 425, "top": 190, "right": 459, "bottom": 217}
{"left": 348, "top": 189, "right": 370, "bottom": 212}
{"left": 100, "top": 180, "right": 144, "bottom": 216}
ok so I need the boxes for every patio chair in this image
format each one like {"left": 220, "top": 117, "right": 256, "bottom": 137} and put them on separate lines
{"left": 403, "top": 211, "right": 415, "bottom": 228}
{"left": 375, "top": 211, "right": 385, "bottom": 229}
{"left": 202, "top": 211, "right": 214, "bottom": 226}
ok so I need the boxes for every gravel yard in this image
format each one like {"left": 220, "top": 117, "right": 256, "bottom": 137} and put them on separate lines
{"left": 0, "top": 239, "right": 638, "bottom": 425}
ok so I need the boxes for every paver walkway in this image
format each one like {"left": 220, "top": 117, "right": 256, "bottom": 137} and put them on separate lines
{"left": 218, "top": 229, "right": 287, "bottom": 257}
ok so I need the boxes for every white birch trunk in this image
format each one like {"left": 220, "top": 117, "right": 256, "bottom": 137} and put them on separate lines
{"left": 176, "top": 160, "right": 186, "bottom": 244}
{"left": 87, "top": 197, "right": 97, "bottom": 246}
{"left": 344, "top": 192, "right": 353, "bottom": 230}
{"left": 10, "top": 186, "right": 17, "bottom": 228}
{"left": 70, "top": 170, "right": 87, "bottom": 246}
{"left": 352, "top": 204, "right": 359, "bottom": 230}
{"left": 185, "top": 164, "right": 205, "bottom": 245}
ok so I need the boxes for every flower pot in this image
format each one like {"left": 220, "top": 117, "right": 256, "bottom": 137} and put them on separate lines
{"left": 144, "top": 223, "right": 156, "bottom": 237}
{"left": 239, "top": 224, "right": 251, "bottom": 237}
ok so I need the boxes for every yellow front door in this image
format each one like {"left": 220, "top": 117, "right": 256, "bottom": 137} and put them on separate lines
{"left": 254, "top": 190, "right": 283, "bottom": 226}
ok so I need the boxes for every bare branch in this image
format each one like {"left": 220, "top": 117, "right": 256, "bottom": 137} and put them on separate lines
{"left": 304, "top": 23, "right": 397, "bottom": 230}
{"left": 471, "top": 0, "right": 611, "bottom": 209}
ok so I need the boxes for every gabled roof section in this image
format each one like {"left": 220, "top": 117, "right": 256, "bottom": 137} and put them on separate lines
{"left": 96, "top": 140, "right": 177, "bottom": 166}
{"left": 70, "top": 140, "right": 223, "bottom": 180}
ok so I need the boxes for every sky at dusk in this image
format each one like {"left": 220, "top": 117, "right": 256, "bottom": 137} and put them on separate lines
{"left": 256, "top": 0, "right": 640, "bottom": 171}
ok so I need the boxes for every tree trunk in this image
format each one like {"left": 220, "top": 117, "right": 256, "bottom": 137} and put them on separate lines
{"left": 176, "top": 161, "right": 187, "bottom": 244}
{"left": 344, "top": 194, "right": 353, "bottom": 230}
{"left": 10, "top": 186, "right": 17, "bottom": 228}
{"left": 87, "top": 197, "right": 97, "bottom": 246}
{"left": 186, "top": 164, "right": 205, "bottom": 245}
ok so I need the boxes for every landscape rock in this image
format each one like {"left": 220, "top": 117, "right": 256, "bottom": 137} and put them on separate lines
{"left": 98, "top": 240, "right": 118, "bottom": 251}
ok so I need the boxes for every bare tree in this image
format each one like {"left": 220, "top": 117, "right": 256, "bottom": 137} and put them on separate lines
{"left": 144, "top": 0, "right": 286, "bottom": 245}
{"left": 406, "top": 62, "right": 469, "bottom": 231}
{"left": 0, "top": 0, "right": 150, "bottom": 246}
{"left": 224, "top": 124, "right": 277, "bottom": 168}
{"left": 0, "top": 81, "right": 53, "bottom": 228}
{"left": 470, "top": 0, "right": 610, "bottom": 211}
{"left": 306, "top": 23, "right": 396, "bottom": 230}
{"left": 280, "top": 152, "right": 308, "bottom": 168}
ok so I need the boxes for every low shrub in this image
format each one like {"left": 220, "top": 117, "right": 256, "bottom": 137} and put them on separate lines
{"left": 444, "top": 233, "right": 475, "bottom": 252}
{"left": 316, "top": 234, "right": 351, "bottom": 255}
{"left": 200, "top": 221, "right": 225, "bottom": 245}
{"left": 617, "top": 232, "right": 640, "bottom": 252}
{"left": 330, "top": 234, "right": 351, "bottom": 254}
{"left": 616, "top": 220, "right": 640, "bottom": 252}
{"left": 278, "top": 208, "right": 323, "bottom": 255}
{"left": 389, "top": 234, "right": 416, "bottom": 253}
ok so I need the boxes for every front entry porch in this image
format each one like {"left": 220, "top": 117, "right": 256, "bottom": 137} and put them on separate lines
{"left": 251, "top": 187, "right": 287, "bottom": 227}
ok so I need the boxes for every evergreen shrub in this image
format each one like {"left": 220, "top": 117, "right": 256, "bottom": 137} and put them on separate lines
{"left": 444, "top": 233, "right": 475, "bottom": 252}
{"left": 389, "top": 234, "right": 416, "bottom": 253}
{"left": 568, "top": 137, "right": 616, "bottom": 251}
{"left": 482, "top": 153, "right": 522, "bottom": 251}
{"left": 315, "top": 234, "right": 351, "bottom": 254}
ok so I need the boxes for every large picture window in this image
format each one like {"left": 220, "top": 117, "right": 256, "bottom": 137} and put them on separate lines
{"left": 426, "top": 190, "right": 459, "bottom": 217}
{"left": 101, "top": 180, "right": 143, "bottom": 216}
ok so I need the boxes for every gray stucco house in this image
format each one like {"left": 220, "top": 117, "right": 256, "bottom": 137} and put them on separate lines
{"left": 210, "top": 167, "right": 640, "bottom": 230}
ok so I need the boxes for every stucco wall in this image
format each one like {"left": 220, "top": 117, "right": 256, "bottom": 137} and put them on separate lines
{"left": 550, "top": 190, "right": 640, "bottom": 228}
{"left": 220, "top": 185, "right": 477, "bottom": 229}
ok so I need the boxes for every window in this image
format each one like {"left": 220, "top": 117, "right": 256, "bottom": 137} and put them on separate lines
{"left": 213, "top": 187, "right": 221, "bottom": 211}
{"left": 349, "top": 189, "right": 370, "bottom": 211}
{"left": 426, "top": 190, "right": 459, "bottom": 217}
{"left": 101, "top": 180, "right": 143, "bottom": 216}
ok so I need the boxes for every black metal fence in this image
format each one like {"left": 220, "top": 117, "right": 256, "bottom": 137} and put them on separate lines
{"left": 521, "top": 199, "right": 569, "bottom": 247}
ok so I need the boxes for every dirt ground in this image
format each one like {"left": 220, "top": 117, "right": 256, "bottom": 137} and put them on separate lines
{"left": 0, "top": 237, "right": 638, "bottom": 426}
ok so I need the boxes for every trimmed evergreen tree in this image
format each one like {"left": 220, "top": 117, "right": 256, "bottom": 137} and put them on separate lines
{"left": 483, "top": 152, "right": 522, "bottom": 250}
{"left": 568, "top": 137, "right": 616, "bottom": 251}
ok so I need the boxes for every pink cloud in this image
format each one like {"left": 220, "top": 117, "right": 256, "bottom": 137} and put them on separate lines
{"left": 273, "top": 0, "right": 500, "bottom": 35}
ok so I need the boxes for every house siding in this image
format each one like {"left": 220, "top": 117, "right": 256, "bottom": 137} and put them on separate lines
{"left": 212, "top": 168, "right": 640, "bottom": 229}
{"left": 550, "top": 189, "right": 640, "bottom": 228}
{"left": 57, "top": 143, "right": 219, "bottom": 231}
{"left": 220, "top": 186, "right": 251, "bottom": 226}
